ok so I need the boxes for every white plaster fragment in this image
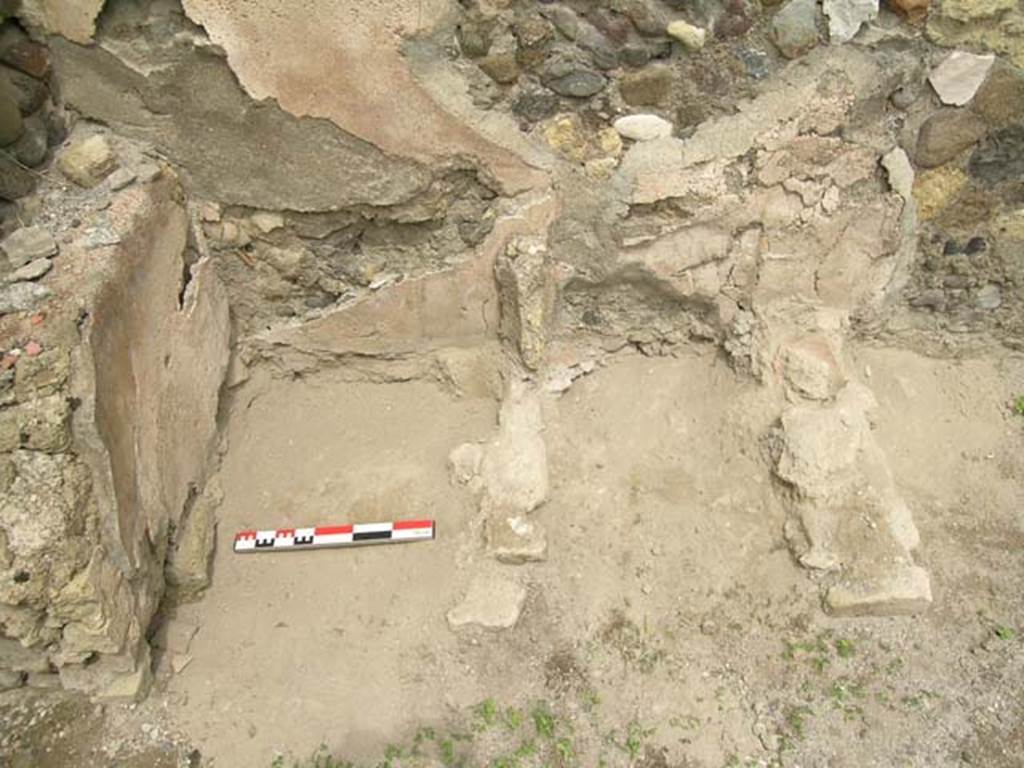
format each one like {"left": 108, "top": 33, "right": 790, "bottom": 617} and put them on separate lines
{"left": 928, "top": 51, "right": 996, "bottom": 107}
{"left": 881, "top": 147, "right": 914, "bottom": 201}
{"left": 823, "top": 0, "right": 879, "bottom": 43}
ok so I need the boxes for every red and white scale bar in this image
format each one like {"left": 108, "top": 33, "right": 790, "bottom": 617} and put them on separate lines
{"left": 233, "top": 519, "right": 435, "bottom": 553}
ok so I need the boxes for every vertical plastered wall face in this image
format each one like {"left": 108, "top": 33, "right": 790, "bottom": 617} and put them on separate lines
{"left": 60, "top": 175, "right": 230, "bottom": 698}
{"left": 78, "top": 179, "right": 189, "bottom": 571}
{"left": 77, "top": 176, "right": 229, "bottom": 568}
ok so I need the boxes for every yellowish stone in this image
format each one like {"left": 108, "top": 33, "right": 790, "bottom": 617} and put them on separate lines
{"left": 543, "top": 115, "right": 622, "bottom": 165}
{"left": 667, "top": 20, "right": 707, "bottom": 50}
{"left": 596, "top": 127, "right": 623, "bottom": 159}
{"left": 912, "top": 166, "right": 967, "bottom": 220}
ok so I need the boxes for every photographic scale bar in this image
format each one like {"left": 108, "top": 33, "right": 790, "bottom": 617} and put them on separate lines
{"left": 233, "top": 519, "right": 435, "bottom": 553}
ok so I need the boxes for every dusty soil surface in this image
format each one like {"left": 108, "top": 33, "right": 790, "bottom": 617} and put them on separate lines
{"left": 4, "top": 1, "right": 1024, "bottom": 766}
{"left": 114, "top": 348, "right": 1024, "bottom": 765}
{"left": 3, "top": 345, "right": 1023, "bottom": 767}
{"left": 163, "top": 373, "right": 499, "bottom": 764}
{"left": 0, "top": 689, "right": 197, "bottom": 767}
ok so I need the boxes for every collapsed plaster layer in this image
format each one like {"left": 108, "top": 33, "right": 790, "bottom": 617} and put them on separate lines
{"left": 178, "top": 0, "right": 548, "bottom": 194}
{"left": 49, "top": 16, "right": 434, "bottom": 212}
{"left": 20, "top": 0, "right": 547, "bottom": 197}
{"left": 0, "top": 171, "right": 229, "bottom": 699}
{"left": 535, "top": 46, "right": 911, "bottom": 360}
{"left": 197, "top": 169, "right": 502, "bottom": 338}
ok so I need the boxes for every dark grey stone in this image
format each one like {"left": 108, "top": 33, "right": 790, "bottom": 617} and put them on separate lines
{"left": 542, "top": 5, "right": 580, "bottom": 40}
{"left": 5, "top": 257, "right": 52, "bottom": 283}
{"left": 10, "top": 113, "right": 47, "bottom": 167}
{"left": 738, "top": 48, "right": 770, "bottom": 79}
{"left": 965, "top": 236, "right": 987, "bottom": 255}
{"left": 1, "top": 63, "right": 47, "bottom": 114}
{"left": 2, "top": 226, "right": 57, "bottom": 267}
{"left": 621, "top": 44, "right": 651, "bottom": 68}
{"left": 513, "top": 90, "right": 560, "bottom": 122}
{"left": 909, "top": 289, "right": 945, "bottom": 310}
{"left": 619, "top": 0, "right": 668, "bottom": 36}
{"left": 577, "top": 26, "right": 619, "bottom": 70}
{"left": 771, "top": 0, "right": 820, "bottom": 59}
{"left": 457, "top": 17, "right": 495, "bottom": 58}
{"left": 547, "top": 70, "right": 607, "bottom": 98}
{"left": 890, "top": 84, "right": 919, "bottom": 110}
{"left": 0, "top": 154, "right": 34, "bottom": 201}
{"left": 0, "top": 85, "right": 20, "bottom": 146}
{"left": 968, "top": 125, "right": 1024, "bottom": 186}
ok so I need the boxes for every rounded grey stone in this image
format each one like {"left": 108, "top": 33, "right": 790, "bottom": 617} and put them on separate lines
{"left": 547, "top": 70, "right": 606, "bottom": 98}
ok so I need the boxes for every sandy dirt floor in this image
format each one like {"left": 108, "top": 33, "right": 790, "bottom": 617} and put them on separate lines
{"left": 163, "top": 346, "right": 1024, "bottom": 767}
{"left": 2, "top": 345, "right": 1022, "bottom": 768}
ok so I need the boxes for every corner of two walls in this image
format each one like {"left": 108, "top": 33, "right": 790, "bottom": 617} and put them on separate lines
{"left": 66, "top": 175, "right": 230, "bottom": 701}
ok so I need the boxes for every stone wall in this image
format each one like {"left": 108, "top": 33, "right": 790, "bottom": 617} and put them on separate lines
{"left": 0, "top": 0, "right": 1023, "bottom": 697}
{"left": 29, "top": 0, "right": 1022, "bottom": 355}
{"left": 1, "top": 165, "right": 229, "bottom": 699}
{"left": 0, "top": 12, "right": 67, "bottom": 202}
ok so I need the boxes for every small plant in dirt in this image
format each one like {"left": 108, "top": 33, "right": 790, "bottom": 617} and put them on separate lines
{"left": 885, "top": 656, "right": 904, "bottom": 675}
{"left": 1013, "top": 395, "right": 1024, "bottom": 417}
{"left": 531, "top": 702, "right": 557, "bottom": 740}
{"left": 827, "top": 678, "right": 864, "bottom": 705}
{"left": 605, "top": 720, "right": 655, "bottom": 762}
{"left": 582, "top": 689, "right": 602, "bottom": 714}
{"left": 834, "top": 638, "right": 855, "bottom": 658}
{"left": 409, "top": 726, "right": 436, "bottom": 757}
{"left": 271, "top": 745, "right": 354, "bottom": 768}
{"left": 502, "top": 707, "right": 524, "bottom": 732}
{"left": 782, "top": 632, "right": 833, "bottom": 673}
{"left": 993, "top": 624, "right": 1017, "bottom": 641}
{"left": 269, "top": 695, "right": 668, "bottom": 768}
{"left": 667, "top": 713, "right": 701, "bottom": 733}
{"left": 827, "top": 679, "right": 867, "bottom": 723}
{"left": 555, "top": 737, "right": 575, "bottom": 764}
{"left": 439, "top": 737, "right": 457, "bottom": 767}
{"left": 899, "top": 690, "right": 942, "bottom": 711}
{"left": 473, "top": 698, "right": 499, "bottom": 730}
